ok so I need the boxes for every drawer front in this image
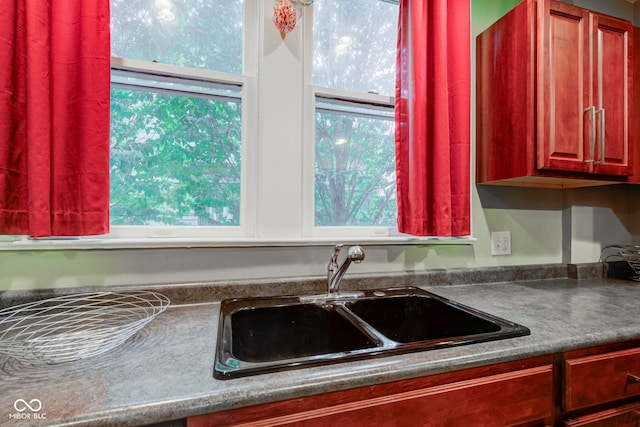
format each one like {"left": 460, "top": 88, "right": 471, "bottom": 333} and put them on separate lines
{"left": 266, "top": 365, "right": 554, "bottom": 426}
{"left": 565, "top": 347, "right": 640, "bottom": 410}
{"left": 564, "top": 402, "right": 640, "bottom": 426}
{"left": 190, "top": 365, "right": 554, "bottom": 427}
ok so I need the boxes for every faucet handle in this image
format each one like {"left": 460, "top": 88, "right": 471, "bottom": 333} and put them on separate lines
{"left": 328, "top": 244, "right": 344, "bottom": 280}
{"left": 330, "top": 244, "right": 344, "bottom": 264}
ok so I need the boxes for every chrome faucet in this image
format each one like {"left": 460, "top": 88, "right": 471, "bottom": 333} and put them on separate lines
{"left": 327, "top": 244, "right": 365, "bottom": 295}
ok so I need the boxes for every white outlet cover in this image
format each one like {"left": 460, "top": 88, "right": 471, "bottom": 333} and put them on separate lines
{"left": 491, "top": 231, "right": 511, "bottom": 256}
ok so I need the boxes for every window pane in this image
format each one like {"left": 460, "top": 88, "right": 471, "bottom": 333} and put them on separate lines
{"left": 110, "top": 0, "right": 243, "bottom": 74}
{"left": 312, "top": 0, "right": 398, "bottom": 96}
{"left": 315, "top": 101, "right": 397, "bottom": 226}
{"left": 110, "top": 84, "right": 241, "bottom": 226}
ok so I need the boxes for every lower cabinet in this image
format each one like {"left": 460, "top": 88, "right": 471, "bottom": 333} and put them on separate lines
{"left": 562, "top": 345, "right": 640, "bottom": 427}
{"left": 188, "top": 342, "right": 640, "bottom": 427}
{"left": 188, "top": 357, "right": 554, "bottom": 427}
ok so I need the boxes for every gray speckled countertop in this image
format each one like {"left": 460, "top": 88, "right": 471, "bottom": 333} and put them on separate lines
{"left": 1, "top": 268, "right": 639, "bottom": 426}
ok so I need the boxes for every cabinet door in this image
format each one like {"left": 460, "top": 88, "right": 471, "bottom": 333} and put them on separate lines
{"left": 538, "top": 1, "right": 591, "bottom": 173}
{"left": 539, "top": 1, "right": 632, "bottom": 176}
{"left": 590, "top": 13, "right": 632, "bottom": 176}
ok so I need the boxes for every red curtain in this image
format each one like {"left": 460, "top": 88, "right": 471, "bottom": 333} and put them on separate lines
{"left": 0, "top": 0, "right": 111, "bottom": 238}
{"left": 395, "top": 0, "right": 471, "bottom": 236}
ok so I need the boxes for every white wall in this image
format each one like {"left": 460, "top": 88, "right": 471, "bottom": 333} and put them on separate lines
{"left": 0, "top": 0, "right": 635, "bottom": 291}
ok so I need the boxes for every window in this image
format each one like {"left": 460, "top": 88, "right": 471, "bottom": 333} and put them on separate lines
{"left": 109, "top": 0, "right": 246, "bottom": 237}
{"left": 314, "top": 97, "right": 396, "bottom": 227}
{"left": 311, "top": 0, "right": 399, "bottom": 230}
{"left": 109, "top": 73, "right": 242, "bottom": 227}
{"left": 106, "top": 0, "right": 398, "bottom": 244}
{"left": 312, "top": 0, "right": 397, "bottom": 96}
{"left": 110, "top": 0, "right": 243, "bottom": 74}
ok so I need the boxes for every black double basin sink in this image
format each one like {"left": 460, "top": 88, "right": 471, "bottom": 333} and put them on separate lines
{"left": 214, "top": 287, "right": 529, "bottom": 379}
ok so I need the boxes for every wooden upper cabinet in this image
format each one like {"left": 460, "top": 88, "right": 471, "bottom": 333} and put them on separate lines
{"left": 476, "top": 0, "right": 633, "bottom": 187}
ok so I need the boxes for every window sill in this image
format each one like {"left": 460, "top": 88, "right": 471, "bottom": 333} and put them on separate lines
{"left": 0, "top": 236, "right": 476, "bottom": 251}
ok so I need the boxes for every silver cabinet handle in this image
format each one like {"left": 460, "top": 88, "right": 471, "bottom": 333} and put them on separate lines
{"left": 596, "top": 108, "right": 605, "bottom": 165}
{"left": 584, "top": 106, "right": 596, "bottom": 163}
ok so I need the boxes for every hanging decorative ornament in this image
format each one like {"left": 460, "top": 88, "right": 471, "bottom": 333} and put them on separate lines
{"left": 273, "top": 0, "right": 298, "bottom": 38}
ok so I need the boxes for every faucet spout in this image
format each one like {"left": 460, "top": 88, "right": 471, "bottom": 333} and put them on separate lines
{"left": 327, "top": 245, "right": 365, "bottom": 295}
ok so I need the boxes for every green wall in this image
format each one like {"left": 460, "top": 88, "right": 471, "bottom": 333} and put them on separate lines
{"left": 472, "top": 0, "right": 521, "bottom": 35}
{"left": 0, "top": 0, "right": 637, "bottom": 291}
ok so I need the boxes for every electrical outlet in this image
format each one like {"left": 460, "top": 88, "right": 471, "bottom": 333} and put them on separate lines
{"left": 491, "top": 231, "right": 511, "bottom": 256}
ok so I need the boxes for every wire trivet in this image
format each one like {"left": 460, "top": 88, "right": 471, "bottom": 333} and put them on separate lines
{"left": 0, "top": 291, "right": 170, "bottom": 364}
